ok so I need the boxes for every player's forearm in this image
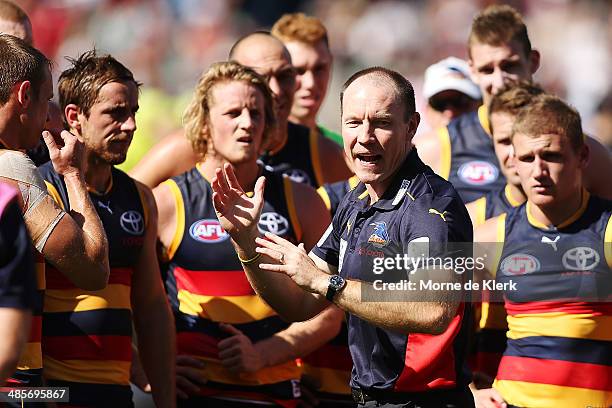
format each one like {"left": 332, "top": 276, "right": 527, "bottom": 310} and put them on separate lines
{"left": 255, "top": 306, "right": 342, "bottom": 367}
{"left": 134, "top": 297, "right": 176, "bottom": 408}
{"left": 0, "top": 309, "right": 31, "bottom": 381}
{"left": 62, "top": 173, "right": 109, "bottom": 281}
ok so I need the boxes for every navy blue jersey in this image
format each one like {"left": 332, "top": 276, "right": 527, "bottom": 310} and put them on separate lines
{"left": 39, "top": 163, "right": 146, "bottom": 407}
{"left": 471, "top": 184, "right": 523, "bottom": 227}
{"left": 260, "top": 122, "right": 323, "bottom": 187}
{"left": 0, "top": 183, "right": 35, "bottom": 310}
{"left": 492, "top": 192, "right": 612, "bottom": 407}
{"left": 317, "top": 175, "right": 360, "bottom": 217}
{"left": 438, "top": 107, "right": 506, "bottom": 203}
{"left": 163, "top": 165, "right": 302, "bottom": 404}
{"left": 312, "top": 149, "right": 473, "bottom": 394}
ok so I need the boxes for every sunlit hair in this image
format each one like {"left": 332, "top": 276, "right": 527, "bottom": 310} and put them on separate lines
{"left": 468, "top": 4, "right": 531, "bottom": 58}
{"left": 488, "top": 81, "right": 544, "bottom": 133}
{"left": 58, "top": 50, "right": 140, "bottom": 128}
{"left": 513, "top": 94, "right": 583, "bottom": 151}
{"left": 271, "top": 13, "right": 329, "bottom": 48}
{"left": 183, "top": 61, "right": 276, "bottom": 158}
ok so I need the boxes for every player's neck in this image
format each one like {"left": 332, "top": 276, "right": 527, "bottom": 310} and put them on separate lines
{"left": 0, "top": 117, "right": 23, "bottom": 150}
{"left": 528, "top": 189, "right": 584, "bottom": 228}
{"left": 83, "top": 151, "right": 113, "bottom": 195}
{"left": 288, "top": 113, "right": 315, "bottom": 129}
{"left": 268, "top": 120, "right": 289, "bottom": 154}
{"left": 507, "top": 183, "right": 527, "bottom": 205}
{"left": 199, "top": 158, "right": 260, "bottom": 192}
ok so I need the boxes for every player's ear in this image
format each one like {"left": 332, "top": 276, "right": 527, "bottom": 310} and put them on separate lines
{"left": 64, "top": 104, "right": 83, "bottom": 134}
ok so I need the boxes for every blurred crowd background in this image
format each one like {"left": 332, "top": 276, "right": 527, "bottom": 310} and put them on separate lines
{"left": 14, "top": 0, "right": 612, "bottom": 170}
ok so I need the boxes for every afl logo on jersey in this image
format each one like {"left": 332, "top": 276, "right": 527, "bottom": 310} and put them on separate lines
{"left": 120, "top": 211, "right": 144, "bottom": 235}
{"left": 458, "top": 161, "right": 499, "bottom": 185}
{"left": 258, "top": 212, "right": 289, "bottom": 235}
{"left": 189, "top": 219, "right": 229, "bottom": 243}
{"left": 283, "top": 169, "right": 312, "bottom": 185}
{"left": 500, "top": 253, "right": 540, "bottom": 275}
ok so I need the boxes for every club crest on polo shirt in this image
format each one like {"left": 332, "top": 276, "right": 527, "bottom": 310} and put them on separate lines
{"left": 368, "top": 222, "right": 389, "bottom": 248}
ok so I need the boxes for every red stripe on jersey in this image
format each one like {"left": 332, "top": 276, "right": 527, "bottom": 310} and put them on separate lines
{"left": 394, "top": 304, "right": 465, "bottom": 391}
{"left": 301, "top": 344, "right": 353, "bottom": 371}
{"left": 505, "top": 301, "right": 612, "bottom": 316}
{"left": 28, "top": 315, "right": 42, "bottom": 342}
{"left": 177, "top": 331, "right": 219, "bottom": 359}
{"left": 46, "top": 267, "right": 133, "bottom": 290}
{"left": 42, "top": 335, "right": 132, "bottom": 361}
{"left": 174, "top": 267, "right": 255, "bottom": 296}
{"left": 497, "top": 355, "right": 612, "bottom": 390}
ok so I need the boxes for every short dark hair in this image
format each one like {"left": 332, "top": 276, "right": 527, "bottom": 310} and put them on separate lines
{"left": 58, "top": 50, "right": 140, "bottom": 120}
{"left": 488, "top": 81, "right": 544, "bottom": 133}
{"left": 468, "top": 5, "right": 531, "bottom": 58}
{"left": 513, "top": 94, "right": 583, "bottom": 152}
{"left": 0, "top": 34, "right": 50, "bottom": 105}
{"left": 341, "top": 66, "right": 415, "bottom": 120}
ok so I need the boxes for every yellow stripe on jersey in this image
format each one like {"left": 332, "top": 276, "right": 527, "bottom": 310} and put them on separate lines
{"left": 494, "top": 379, "right": 612, "bottom": 408}
{"left": 348, "top": 175, "right": 359, "bottom": 190}
{"left": 177, "top": 290, "right": 277, "bottom": 324}
{"left": 436, "top": 126, "right": 452, "bottom": 180}
{"left": 44, "top": 284, "right": 132, "bottom": 313}
{"left": 190, "top": 356, "right": 300, "bottom": 386}
{"left": 43, "top": 356, "right": 130, "bottom": 384}
{"left": 478, "top": 105, "right": 491, "bottom": 136}
{"left": 507, "top": 313, "right": 612, "bottom": 341}
{"left": 504, "top": 184, "right": 522, "bottom": 207}
{"left": 309, "top": 128, "right": 325, "bottom": 187}
{"left": 17, "top": 342, "right": 42, "bottom": 370}
{"left": 473, "top": 196, "right": 487, "bottom": 228}
{"left": 163, "top": 179, "right": 185, "bottom": 260}
{"left": 302, "top": 365, "right": 351, "bottom": 395}
{"left": 316, "top": 186, "right": 332, "bottom": 211}
{"left": 487, "top": 213, "right": 507, "bottom": 279}
{"left": 479, "top": 302, "right": 508, "bottom": 330}
{"left": 604, "top": 213, "right": 612, "bottom": 268}
{"left": 44, "top": 181, "right": 65, "bottom": 210}
{"left": 283, "top": 177, "right": 302, "bottom": 242}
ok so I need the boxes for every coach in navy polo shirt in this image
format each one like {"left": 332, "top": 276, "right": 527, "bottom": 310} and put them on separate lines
{"left": 212, "top": 67, "right": 475, "bottom": 407}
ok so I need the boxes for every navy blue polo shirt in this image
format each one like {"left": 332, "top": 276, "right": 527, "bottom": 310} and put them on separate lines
{"left": 312, "top": 149, "right": 473, "bottom": 393}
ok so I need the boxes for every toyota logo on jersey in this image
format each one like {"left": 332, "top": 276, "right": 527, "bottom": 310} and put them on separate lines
{"left": 258, "top": 212, "right": 289, "bottom": 235}
{"left": 189, "top": 219, "right": 229, "bottom": 243}
{"left": 458, "top": 161, "right": 499, "bottom": 185}
{"left": 120, "top": 211, "right": 144, "bottom": 235}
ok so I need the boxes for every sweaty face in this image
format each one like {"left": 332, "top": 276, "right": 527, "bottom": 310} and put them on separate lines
{"left": 79, "top": 81, "right": 139, "bottom": 165}
{"left": 513, "top": 132, "right": 586, "bottom": 208}
{"left": 207, "top": 81, "right": 266, "bottom": 165}
{"left": 490, "top": 112, "right": 521, "bottom": 186}
{"left": 233, "top": 38, "right": 296, "bottom": 124}
{"left": 469, "top": 40, "right": 536, "bottom": 105}
{"left": 342, "top": 77, "right": 417, "bottom": 190}
{"left": 284, "top": 40, "right": 332, "bottom": 124}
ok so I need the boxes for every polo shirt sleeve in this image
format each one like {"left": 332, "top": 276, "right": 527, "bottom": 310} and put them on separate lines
{"left": 310, "top": 205, "right": 345, "bottom": 268}
{"left": 0, "top": 199, "right": 36, "bottom": 310}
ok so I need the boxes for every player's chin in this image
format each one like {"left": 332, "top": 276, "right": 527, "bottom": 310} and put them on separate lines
{"left": 105, "top": 152, "right": 128, "bottom": 166}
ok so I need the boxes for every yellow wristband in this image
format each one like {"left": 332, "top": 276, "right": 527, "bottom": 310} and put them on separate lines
{"left": 237, "top": 251, "right": 262, "bottom": 265}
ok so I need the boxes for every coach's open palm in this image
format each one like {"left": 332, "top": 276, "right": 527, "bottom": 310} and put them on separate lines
{"left": 211, "top": 163, "right": 265, "bottom": 246}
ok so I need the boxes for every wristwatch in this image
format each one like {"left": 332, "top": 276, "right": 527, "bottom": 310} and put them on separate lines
{"left": 325, "top": 274, "right": 347, "bottom": 301}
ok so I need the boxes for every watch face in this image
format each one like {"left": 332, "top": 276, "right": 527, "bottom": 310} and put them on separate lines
{"left": 330, "top": 274, "right": 344, "bottom": 289}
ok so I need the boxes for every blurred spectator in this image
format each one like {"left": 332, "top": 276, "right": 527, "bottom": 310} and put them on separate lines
{"left": 591, "top": 89, "right": 612, "bottom": 152}
{"left": 422, "top": 57, "right": 481, "bottom": 130}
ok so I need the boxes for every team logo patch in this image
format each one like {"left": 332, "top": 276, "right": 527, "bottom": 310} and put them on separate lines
{"left": 562, "top": 247, "right": 599, "bottom": 271}
{"left": 120, "top": 211, "right": 144, "bottom": 235}
{"left": 368, "top": 222, "right": 389, "bottom": 248}
{"left": 500, "top": 253, "right": 540, "bottom": 275}
{"left": 457, "top": 161, "right": 499, "bottom": 185}
{"left": 258, "top": 212, "right": 289, "bottom": 235}
{"left": 283, "top": 169, "right": 311, "bottom": 185}
{"left": 189, "top": 219, "right": 229, "bottom": 243}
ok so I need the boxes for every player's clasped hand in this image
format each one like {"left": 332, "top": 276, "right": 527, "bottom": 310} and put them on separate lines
{"left": 255, "top": 232, "right": 325, "bottom": 294}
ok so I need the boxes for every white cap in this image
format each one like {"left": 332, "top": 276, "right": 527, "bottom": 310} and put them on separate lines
{"left": 423, "top": 57, "right": 481, "bottom": 100}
